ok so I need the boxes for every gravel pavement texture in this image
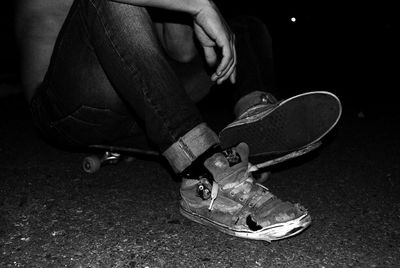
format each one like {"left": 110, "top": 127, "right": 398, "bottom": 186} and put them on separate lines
{"left": 1, "top": 90, "right": 399, "bottom": 267}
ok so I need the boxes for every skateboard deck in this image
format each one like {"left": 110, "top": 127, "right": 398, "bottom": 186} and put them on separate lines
{"left": 248, "top": 141, "right": 321, "bottom": 172}
{"left": 89, "top": 144, "right": 159, "bottom": 156}
{"left": 82, "top": 92, "right": 340, "bottom": 174}
{"left": 82, "top": 141, "right": 321, "bottom": 173}
{"left": 82, "top": 144, "right": 160, "bottom": 173}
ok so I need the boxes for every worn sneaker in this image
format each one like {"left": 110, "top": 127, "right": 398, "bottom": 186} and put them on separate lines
{"left": 179, "top": 143, "right": 311, "bottom": 241}
{"left": 219, "top": 91, "right": 342, "bottom": 169}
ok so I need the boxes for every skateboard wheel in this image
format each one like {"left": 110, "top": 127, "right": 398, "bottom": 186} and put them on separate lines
{"left": 123, "top": 156, "right": 135, "bottom": 163}
{"left": 83, "top": 155, "right": 101, "bottom": 173}
{"left": 254, "top": 171, "right": 271, "bottom": 184}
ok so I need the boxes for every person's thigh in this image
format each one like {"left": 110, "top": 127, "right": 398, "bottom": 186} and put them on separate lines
{"left": 30, "top": 0, "right": 148, "bottom": 149}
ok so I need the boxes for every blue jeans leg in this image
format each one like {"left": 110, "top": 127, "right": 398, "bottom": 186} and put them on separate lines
{"left": 31, "top": 0, "right": 206, "bottom": 153}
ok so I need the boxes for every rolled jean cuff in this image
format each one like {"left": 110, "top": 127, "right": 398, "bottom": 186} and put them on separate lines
{"left": 162, "top": 123, "right": 220, "bottom": 173}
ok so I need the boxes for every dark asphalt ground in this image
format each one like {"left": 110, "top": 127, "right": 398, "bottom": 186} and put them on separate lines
{"left": 1, "top": 1, "right": 398, "bottom": 266}
{"left": 0, "top": 86, "right": 399, "bottom": 267}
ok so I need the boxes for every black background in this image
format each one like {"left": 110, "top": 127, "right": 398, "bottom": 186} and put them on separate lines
{"left": 1, "top": 1, "right": 397, "bottom": 116}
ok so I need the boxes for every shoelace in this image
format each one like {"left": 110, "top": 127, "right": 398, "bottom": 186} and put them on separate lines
{"left": 208, "top": 182, "right": 219, "bottom": 211}
{"left": 208, "top": 166, "right": 256, "bottom": 211}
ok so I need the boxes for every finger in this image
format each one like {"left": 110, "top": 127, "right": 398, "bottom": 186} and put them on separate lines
{"left": 217, "top": 37, "right": 237, "bottom": 84}
{"left": 203, "top": 46, "right": 218, "bottom": 68}
{"left": 211, "top": 46, "right": 232, "bottom": 82}
{"left": 230, "top": 66, "right": 237, "bottom": 84}
{"left": 214, "top": 53, "right": 234, "bottom": 83}
{"left": 215, "top": 38, "right": 233, "bottom": 77}
{"left": 217, "top": 62, "right": 236, "bottom": 85}
{"left": 224, "top": 59, "right": 237, "bottom": 84}
{"left": 216, "top": 58, "right": 234, "bottom": 84}
{"left": 230, "top": 43, "right": 237, "bottom": 84}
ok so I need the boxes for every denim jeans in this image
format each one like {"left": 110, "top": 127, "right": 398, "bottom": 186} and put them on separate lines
{"left": 30, "top": 0, "right": 276, "bottom": 171}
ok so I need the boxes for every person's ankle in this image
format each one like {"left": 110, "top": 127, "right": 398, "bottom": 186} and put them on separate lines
{"left": 162, "top": 123, "right": 220, "bottom": 173}
{"left": 179, "top": 144, "right": 221, "bottom": 182}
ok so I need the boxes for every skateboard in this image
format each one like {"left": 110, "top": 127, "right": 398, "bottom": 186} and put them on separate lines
{"left": 247, "top": 141, "right": 321, "bottom": 172}
{"left": 82, "top": 145, "right": 160, "bottom": 173}
{"left": 83, "top": 91, "right": 341, "bottom": 173}
{"left": 82, "top": 141, "right": 321, "bottom": 173}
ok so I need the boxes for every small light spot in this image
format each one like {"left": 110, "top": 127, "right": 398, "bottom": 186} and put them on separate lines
{"left": 291, "top": 17, "right": 297, "bottom": 23}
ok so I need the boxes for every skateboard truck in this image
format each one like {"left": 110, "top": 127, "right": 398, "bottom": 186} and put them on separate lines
{"left": 83, "top": 151, "right": 123, "bottom": 173}
{"left": 82, "top": 145, "right": 159, "bottom": 173}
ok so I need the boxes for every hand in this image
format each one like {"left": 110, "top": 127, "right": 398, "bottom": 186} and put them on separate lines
{"left": 192, "top": 1, "right": 236, "bottom": 84}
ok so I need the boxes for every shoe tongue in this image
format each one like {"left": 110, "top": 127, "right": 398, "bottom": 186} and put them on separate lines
{"left": 204, "top": 143, "right": 249, "bottom": 184}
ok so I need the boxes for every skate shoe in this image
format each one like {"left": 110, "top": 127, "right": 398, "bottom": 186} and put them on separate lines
{"left": 179, "top": 143, "right": 311, "bottom": 241}
{"left": 219, "top": 91, "right": 342, "bottom": 168}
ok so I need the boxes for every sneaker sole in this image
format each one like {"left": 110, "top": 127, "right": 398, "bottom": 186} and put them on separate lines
{"left": 180, "top": 206, "right": 312, "bottom": 242}
{"left": 219, "top": 91, "right": 342, "bottom": 166}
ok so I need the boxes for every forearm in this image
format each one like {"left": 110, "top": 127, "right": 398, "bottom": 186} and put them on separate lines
{"left": 109, "top": 0, "right": 209, "bottom": 15}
